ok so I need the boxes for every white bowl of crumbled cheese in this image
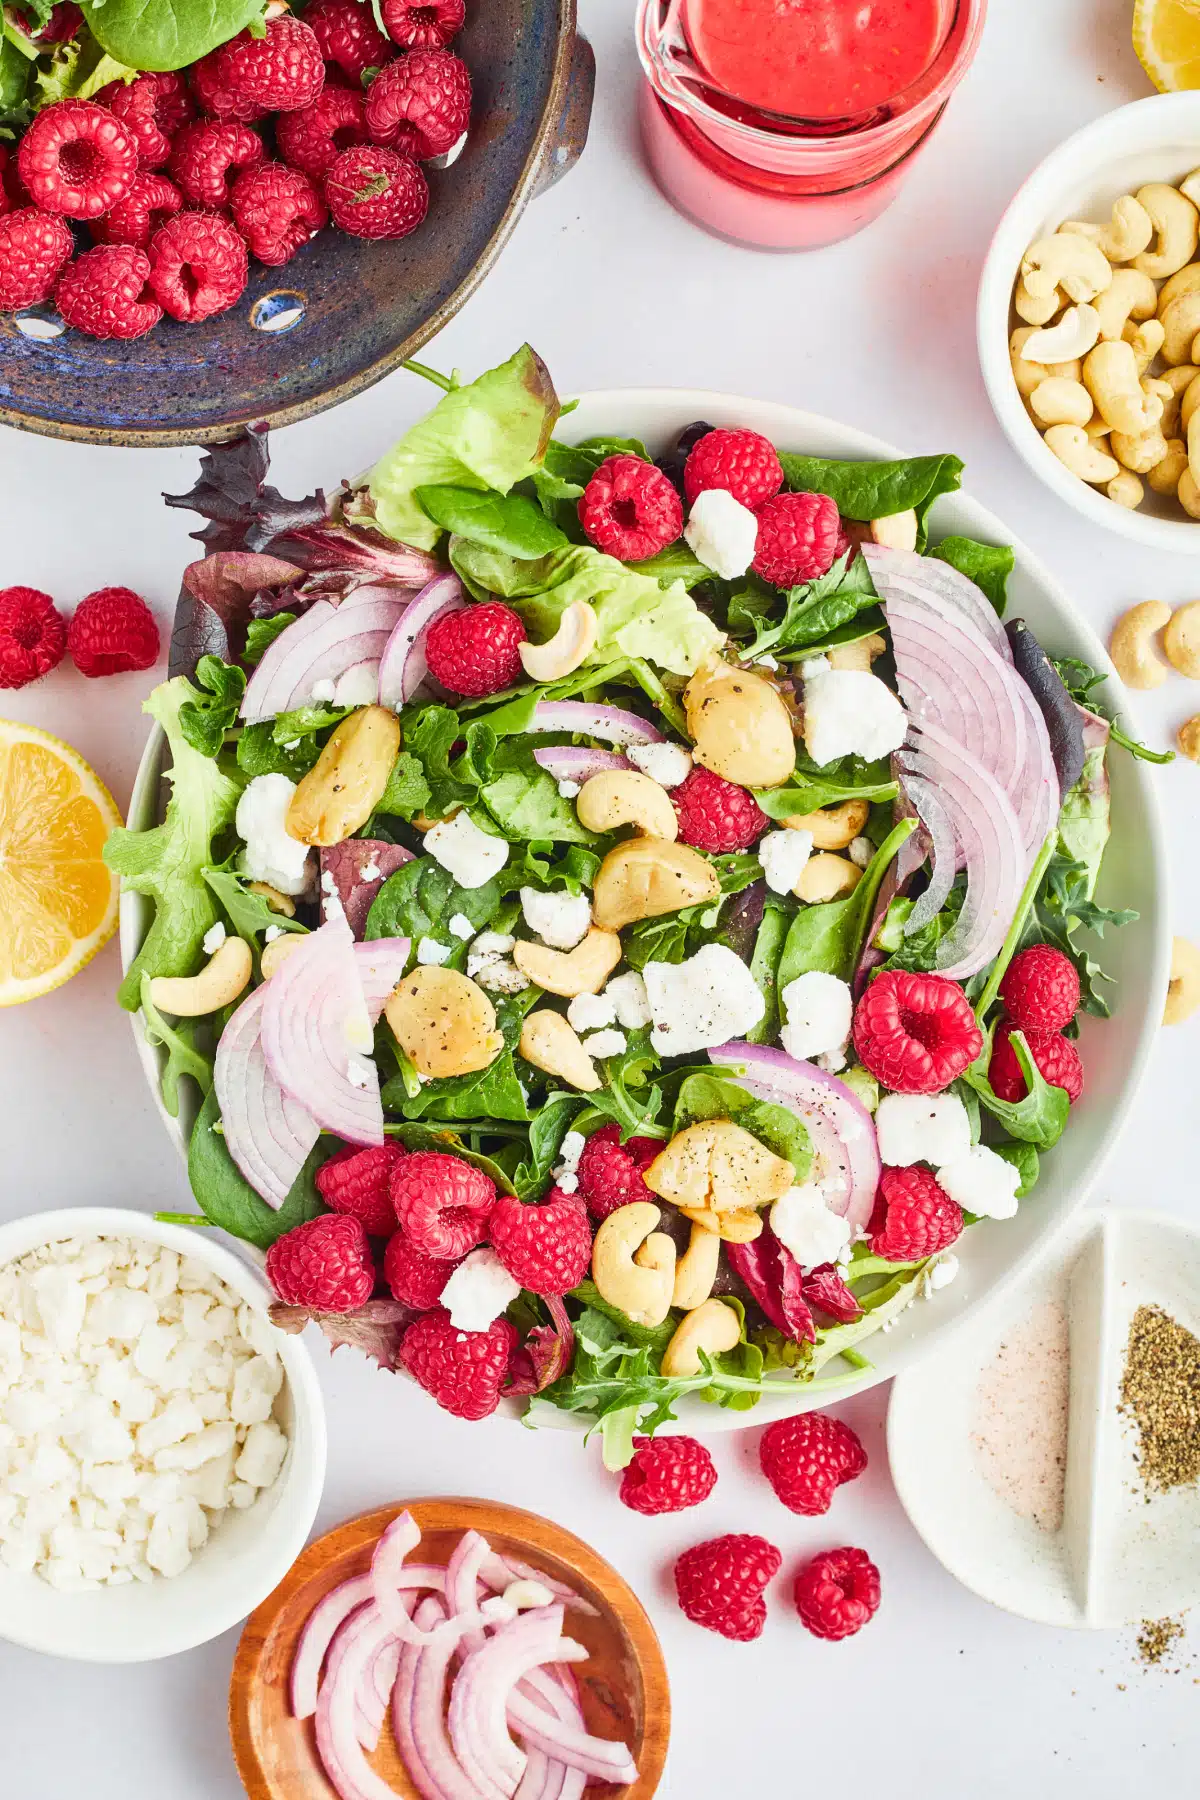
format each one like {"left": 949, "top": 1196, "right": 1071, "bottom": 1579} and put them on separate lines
{"left": 0, "top": 1209, "right": 325, "bottom": 1661}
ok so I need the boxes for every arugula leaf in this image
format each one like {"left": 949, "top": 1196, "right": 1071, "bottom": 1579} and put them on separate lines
{"left": 78, "top": 0, "right": 268, "bottom": 72}
{"left": 188, "top": 1086, "right": 325, "bottom": 1251}
{"left": 776, "top": 819, "right": 915, "bottom": 986}
{"left": 400, "top": 704, "right": 479, "bottom": 817}
{"left": 236, "top": 721, "right": 320, "bottom": 782}
{"left": 202, "top": 862, "right": 307, "bottom": 944}
{"left": 747, "top": 901, "right": 791, "bottom": 1044}
{"left": 960, "top": 1029, "right": 1070, "bottom": 1148}
{"left": 1052, "top": 657, "right": 1173, "bottom": 764}
{"left": 365, "top": 856, "right": 500, "bottom": 956}
{"left": 877, "top": 887, "right": 965, "bottom": 974}
{"left": 139, "top": 975, "right": 213, "bottom": 1119}
{"left": 673, "top": 1071, "right": 812, "bottom": 1180}
{"left": 373, "top": 751, "right": 431, "bottom": 822}
{"left": 177, "top": 655, "right": 246, "bottom": 759}
{"left": 778, "top": 453, "right": 963, "bottom": 546}
{"left": 931, "top": 535, "right": 1014, "bottom": 615}
{"left": 565, "top": 1030, "right": 663, "bottom": 1138}
{"left": 243, "top": 613, "right": 296, "bottom": 665}
{"left": 417, "top": 484, "right": 568, "bottom": 557}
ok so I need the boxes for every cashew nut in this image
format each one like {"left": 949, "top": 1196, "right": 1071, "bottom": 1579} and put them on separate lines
{"left": 671, "top": 1221, "right": 721, "bottom": 1311}
{"left": 1093, "top": 267, "right": 1158, "bottom": 340}
{"left": 286, "top": 706, "right": 401, "bottom": 847}
{"left": 683, "top": 659, "right": 796, "bottom": 789}
{"left": 1062, "top": 195, "right": 1154, "bottom": 262}
{"left": 1158, "top": 290, "right": 1200, "bottom": 365}
{"left": 1180, "top": 373, "right": 1200, "bottom": 436}
{"left": 1043, "top": 423, "right": 1121, "bottom": 484}
{"left": 1181, "top": 468, "right": 1200, "bottom": 518}
{"left": 260, "top": 933, "right": 304, "bottom": 979}
{"left": 148, "top": 936, "right": 252, "bottom": 1017}
{"left": 869, "top": 510, "right": 918, "bottom": 552}
{"left": 1109, "top": 601, "right": 1171, "bottom": 689}
{"left": 518, "top": 601, "right": 597, "bottom": 683}
{"left": 1178, "top": 715, "right": 1200, "bottom": 761}
{"left": 827, "top": 633, "right": 885, "bottom": 673}
{"left": 1164, "top": 936, "right": 1200, "bottom": 1025}
{"left": 660, "top": 1298, "right": 741, "bottom": 1378}
{"left": 1159, "top": 262, "right": 1200, "bottom": 314}
{"left": 385, "top": 966, "right": 504, "bottom": 1079}
{"left": 782, "top": 797, "right": 870, "bottom": 849}
{"left": 1180, "top": 167, "right": 1200, "bottom": 210}
{"left": 1021, "top": 304, "right": 1102, "bottom": 364}
{"left": 1022, "top": 232, "right": 1113, "bottom": 303}
{"left": 512, "top": 926, "right": 622, "bottom": 997}
{"left": 1155, "top": 364, "right": 1199, "bottom": 437}
{"left": 1164, "top": 599, "right": 1200, "bottom": 677}
{"left": 1189, "top": 410, "right": 1200, "bottom": 487}
{"left": 795, "top": 853, "right": 862, "bottom": 903}
{"left": 1011, "top": 328, "right": 1080, "bottom": 399}
{"left": 591, "top": 837, "right": 720, "bottom": 931}
{"left": 1107, "top": 470, "right": 1145, "bottom": 509}
{"left": 680, "top": 1204, "right": 764, "bottom": 1242}
{"left": 246, "top": 881, "right": 295, "bottom": 917}
{"left": 644, "top": 1119, "right": 795, "bottom": 1213}
{"left": 591, "top": 1202, "right": 675, "bottom": 1327}
{"left": 1014, "top": 278, "right": 1062, "bottom": 326}
{"left": 518, "top": 1009, "right": 599, "bottom": 1091}
{"left": 1135, "top": 183, "right": 1200, "bottom": 279}
{"left": 1124, "top": 318, "right": 1166, "bottom": 374}
{"left": 1148, "top": 439, "right": 1189, "bottom": 495}
{"left": 1084, "top": 340, "right": 1156, "bottom": 434}
{"left": 1029, "top": 376, "right": 1094, "bottom": 427}
{"left": 1110, "top": 423, "right": 1168, "bottom": 474}
{"left": 574, "top": 769, "right": 678, "bottom": 840}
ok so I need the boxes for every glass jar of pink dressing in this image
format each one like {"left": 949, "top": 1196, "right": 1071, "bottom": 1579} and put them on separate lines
{"left": 636, "top": 0, "right": 987, "bottom": 251}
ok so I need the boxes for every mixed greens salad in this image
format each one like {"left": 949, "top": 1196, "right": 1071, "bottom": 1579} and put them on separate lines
{"left": 107, "top": 345, "right": 1154, "bottom": 1462}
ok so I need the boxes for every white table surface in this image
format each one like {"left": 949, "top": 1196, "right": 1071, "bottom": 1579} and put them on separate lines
{"left": 3, "top": 0, "right": 1200, "bottom": 1790}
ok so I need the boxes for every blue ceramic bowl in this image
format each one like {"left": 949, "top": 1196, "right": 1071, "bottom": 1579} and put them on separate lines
{"left": 0, "top": 3, "right": 592, "bottom": 446}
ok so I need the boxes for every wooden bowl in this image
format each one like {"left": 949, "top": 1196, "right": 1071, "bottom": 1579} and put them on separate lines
{"left": 228, "top": 1498, "right": 670, "bottom": 1799}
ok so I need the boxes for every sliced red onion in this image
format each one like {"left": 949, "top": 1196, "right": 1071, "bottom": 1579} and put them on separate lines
{"left": 708, "top": 1042, "right": 880, "bottom": 1231}
{"left": 261, "top": 913, "right": 383, "bottom": 1146}
{"left": 241, "top": 586, "right": 410, "bottom": 723}
{"left": 527, "top": 701, "right": 662, "bottom": 746}
{"left": 478, "top": 1555, "right": 596, "bottom": 1616}
{"left": 449, "top": 1609, "right": 582, "bottom": 1799}
{"left": 1010, "top": 674, "right": 1061, "bottom": 859}
{"left": 886, "top": 595, "right": 1027, "bottom": 799}
{"left": 900, "top": 774, "right": 958, "bottom": 935}
{"left": 531, "top": 746, "right": 629, "bottom": 784}
{"left": 399, "top": 1601, "right": 491, "bottom": 1800}
{"left": 214, "top": 986, "right": 320, "bottom": 1209}
{"left": 316, "top": 1604, "right": 414, "bottom": 1800}
{"left": 354, "top": 935, "right": 412, "bottom": 1023}
{"left": 378, "top": 573, "right": 466, "bottom": 708}
{"left": 512, "top": 1674, "right": 585, "bottom": 1800}
{"left": 292, "top": 1573, "right": 373, "bottom": 1719}
{"left": 507, "top": 1675, "right": 636, "bottom": 1785}
{"left": 863, "top": 544, "right": 1011, "bottom": 660}
{"left": 445, "top": 1529, "right": 497, "bottom": 1656}
{"left": 358, "top": 1635, "right": 401, "bottom": 1751}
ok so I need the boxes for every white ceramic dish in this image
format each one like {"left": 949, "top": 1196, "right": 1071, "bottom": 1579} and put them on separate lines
{"left": 978, "top": 92, "right": 1200, "bottom": 551}
{"left": 888, "top": 1207, "right": 1200, "bottom": 1628}
{"left": 121, "top": 388, "right": 1169, "bottom": 1426}
{"left": 0, "top": 1208, "right": 326, "bottom": 1661}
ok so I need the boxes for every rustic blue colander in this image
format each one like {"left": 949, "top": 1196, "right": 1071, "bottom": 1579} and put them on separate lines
{"left": 0, "top": 2, "right": 592, "bottom": 446}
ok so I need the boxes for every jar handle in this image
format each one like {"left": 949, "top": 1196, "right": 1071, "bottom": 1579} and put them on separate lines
{"left": 534, "top": 33, "right": 595, "bottom": 196}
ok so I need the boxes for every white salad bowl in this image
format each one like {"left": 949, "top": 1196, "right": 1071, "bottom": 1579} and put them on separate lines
{"left": 0, "top": 1208, "right": 325, "bottom": 1661}
{"left": 978, "top": 92, "right": 1200, "bottom": 550}
{"left": 121, "top": 389, "right": 1169, "bottom": 1427}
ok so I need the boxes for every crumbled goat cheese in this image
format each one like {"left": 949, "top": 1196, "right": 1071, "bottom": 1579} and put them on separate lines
{"left": 816, "top": 1048, "right": 847, "bottom": 1074}
{"left": 309, "top": 678, "right": 337, "bottom": 704}
{"left": 644, "top": 944, "right": 765, "bottom": 1056}
{"left": 625, "top": 742, "right": 692, "bottom": 788}
{"left": 236, "top": 774, "right": 312, "bottom": 897}
{"left": 683, "top": 487, "right": 759, "bottom": 579}
{"left": 425, "top": 812, "right": 509, "bottom": 888}
{"left": 799, "top": 655, "right": 830, "bottom": 680}
{"left": 416, "top": 939, "right": 453, "bottom": 966}
{"left": 468, "top": 932, "right": 515, "bottom": 962}
{"left": 520, "top": 886, "right": 591, "bottom": 951}
{"left": 770, "top": 1183, "right": 852, "bottom": 1273}
{"left": 582, "top": 1028, "right": 627, "bottom": 1060}
{"left": 467, "top": 932, "right": 528, "bottom": 994}
{"left": 937, "top": 1145, "right": 1021, "bottom": 1220}
{"left": 332, "top": 662, "right": 379, "bottom": 708}
{"left": 264, "top": 924, "right": 284, "bottom": 943}
{"left": 358, "top": 859, "right": 381, "bottom": 883}
{"left": 605, "top": 970, "right": 652, "bottom": 1029}
{"left": 848, "top": 836, "right": 874, "bottom": 869}
{"left": 566, "top": 993, "right": 617, "bottom": 1034}
{"left": 779, "top": 970, "right": 852, "bottom": 1062}
{"left": 875, "top": 1093, "right": 972, "bottom": 1169}
{"left": 755, "top": 654, "right": 780, "bottom": 671}
{"left": 759, "top": 827, "right": 813, "bottom": 895}
{"left": 920, "top": 1253, "right": 960, "bottom": 1298}
{"left": 448, "top": 914, "right": 475, "bottom": 941}
{"left": 439, "top": 1249, "right": 520, "bottom": 1333}
{"left": 552, "top": 1131, "right": 587, "bottom": 1196}
{"left": 802, "top": 666, "right": 907, "bottom": 767}
{"left": 201, "top": 921, "right": 227, "bottom": 957}
{"left": 557, "top": 780, "right": 581, "bottom": 799}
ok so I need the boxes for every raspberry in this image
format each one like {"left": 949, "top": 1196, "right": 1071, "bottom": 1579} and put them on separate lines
{"left": 67, "top": 586, "right": 160, "bottom": 677}
{"left": 683, "top": 427, "right": 784, "bottom": 510}
{"left": 18, "top": 100, "right": 137, "bottom": 220}
{"left": 89, "top": 173, "right": 182, "bottom": 250}
{"left": 324, "top": 143, "right": 428, "bottom": 240}
{"left": 96, "top": 72, "right": 193, "bottom": 169}
{"left": 27, "top": 3, "right": 82, "bottom": 44}
{"left": 424, "top": 600, "right": 525, "bottom": 697}
{"left": 870, "top": 1165, "right": 962, "bottom": 1262}
{"left": 672, "top": 765, "right": 768, "bottom": 853}
{"left": 793, "top": 1545, "right": 881, "bottom": 1641}
{"left": 759, "top": 1413, "right": 866, "bottom": 1516}
{"left": 383, "top": 1230, "right": 459, "bottom": 1310}
{"left": 216, "top": 18, "right": 326, "bottom": 113}
{"left": 488, "top": 1191, "right": 591, "bottom": 1296}
{"left": 169, "top": 120, "right": 263, "bottom": 210}
{"left": 277, "top": 86, "right": 369, "bottom": 178}
{"left": 265, "top": 1212, "right": 375, "bottom": 1312}
{"left": 619, "top": 1435, "right": 717, "bottom": 1515}
{"left": 988, "top": 1021, "right": 1083, "bottom": 1105}
{"left": 306, "top": 0, "right": 394, "bottom": 78}
{"left": 752, "top": 490, "right": 840, "bottom": 588}
{"left": 147, "top": 211, "right": 248, "bottom": 323}
{"left": 231, "top": 161, "right": 326, "bottom": 265}
{"left": 190, "top": 50, "right": 268, "bottom": 123}
{"left": 400, "top": 1308, "right": 518, "bottom": 1420}
{"left": 316, "top": 1142, "right": 404, "bottom": 1237}
{"left": 0, "top": 208, "right": 73, "bottom": 309}
{"left": 0, "top": 147, "right": 12, "bottom": 216}
{"left": 364, "top": 48, "right": 471, "bottom": 159}
{"left": 574, "top": 1124, "right": 660, "bottom": 1222}
{"left": 853, "top": 969, "right": 983, "bottom": 1096}
{"left": 0, "top": 587, "right": 67, "bottom": 690}
{"left": 390, "top": 1151, "right": 496, "bottom": 1260}
{"left": 578, "top": 454, "right": 684, "bottom": 562}
{"left": 803, "top": 1263, "right": 861, "bottom": 1323}
{"left": 55, "top": 243, "right": 162, "bottom": 341}
{"left": 381, "top": 0, "right": 465, "bottom": 48}
{"left": 674, "top": 1533, "right": 781, "bottom": 1641}
{"left": 998, "top": 943, "right": 1080, "bottom": 1034}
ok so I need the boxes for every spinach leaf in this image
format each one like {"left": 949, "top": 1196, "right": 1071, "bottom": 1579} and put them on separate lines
{"left": 416, "top": 484, "right": 568, "bottom": 558}
{"left": 674, "top": 1071, "right": 812, "bottom": 1180}
{"left": 236, "top": 721, "right": 320, "bottom": 782}
{"left": 0, "top": 35, "right": 32, "bottom": 121}
{"left": 202, "top": 862, "right": 307, "bottom": 943}
{"left": 384, "top": 1122, "right": 517, "bottom": 1195}
{"left": 401, "top": 704, "right": 480, "bottom": 816}
{"left": 79, "top": 0, "right": 268, "bottom": 73}
{"left": 243, "top": 613, "right": 296, "bottom": 665}
{"left": 960, "top": 1030, "right": 1070, "bottom": 1148}
{"left": 626, "top": 543, "right": 712, "bottom": 588}
{"left": 374, "top": 751, "right": 431, "bottom": 822}
{"left": 738, "top": 552, "right": 881, "bottom": 658}
{"left": 992, "top": 1141, "right": 1040, "bottom": 1197}
{"left": 776, "top": 820, "right": 915, "bottom": 986}
{"left": 365, "top": 856, "right": 500, "bottom": 953}
{"left": 510, "top": 1096, "right": 581, "bottom": 1201}
{"left": 139, "top": 976, "right": 213, "bottom": 1119}
{"left": 385, "top": 994, "right": 533, "bottom": 1123}
{"left": 747, "top": 901, "right": 791, "bottom": 1044}
{"left": 931, "top": 536, "right": 1014, "bottom": 615}
{"left": 465, "top": 727, "right": 599, "bottom": 846}
{"left": 178, "top": 655, "right": 246, "bottom": 759}
{"left": 188, "top": 1086, "right": 325, "bottom": 1250}
{"left": 777, "top": 452, "right": 963, "bottom": 545}
{"left": 755, "top": 751, "right": 898, "bottom": 817}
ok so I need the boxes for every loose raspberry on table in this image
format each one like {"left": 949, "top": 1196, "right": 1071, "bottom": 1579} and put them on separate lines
{"left": 266, "top": 1212, "right": 376, "bottom": 1312}
{"left": 988, "top": 1020, "right": 1083, "bottom": 1105}
{"left": 381, "top": 0, "right": 465, "bottom": 48}
{"left": 0, "top": 587, "right": 67, "bottom": 690}
{"left": 672, "top": 764, "right": 768, "bottom": 853}
{"left": 190, "top": 50, "right": 268, "bottom": 123}
{"left": 169, "top": 120, "right": 263, "bottom": 210}
{"left": 390, "top": 1151, "right": 497, "bottom": 1260}
{"left": 793, "top": 1545, "right": 881, "bottom": 1641}
{"left": 870, "top": 1165, "right": 962, "bottom": 1262}
{"left": 759, "top": 1412, "right": 867, "bottom": 1516}
{"left": 853, "top": 969, "right": 983, "bottom": 1096}
{"left": 277, "top": 86, "right": 369, "bottom": 178}
{"left": 96, "top": 71, "right": 193, "bottom": 168}
{"left": 752, "top": 490, "right": 840, "bottom": 588}
{"left": 231, "top": 162, "right": 327, "bottom": 265}
{"left": 674, "top": 1533, "right": 781, "bottom": 1641}
{"left": 998, "top": 943, "right": 1080, "bottom": 1034}
{"left": 67, "top": 586, "right": 160, "bottom": 676}
{"left": 18, "top": 100, "right": 137, "bottom": 220}
{"left": 578, "top": 454, "right": 684, "bottom": 562}
{"left": 424, "top": 599, "right": 525, "bottom": 697}
{"left": 384, "top": 1230, "right": 459, "bottom": 1310}
{"left": 620, "top": 1435, "right": 717, "bottom": 1515}
{"left": 683, "top": 427, "right": 784, "bottom": 511}
{"left": 0, "top": 208, "right": 73, "bottom": 308}
{"left": 89, "top": 173, "right": 182, "bottom": 251}
{"left": 55, "top": 244, "right": 162, "bottom": 340}
{"left": 400, "top": 1308, "right": 518, "bottom": 1420}
{"left": 324, "top": 142, "right": 428, "bottom": 240}
{"left": 488, "top": 1190, "right": 591, "bottom": 1296}
{"left": 316, "top": 1142, "right": 404, "bottom": 1237}
{"left": 216, "top": 17, "right": 326, "bottom": 113}
{"left": 306, "top": 0, "right": 393, "bottom": 77}
{"left": 574, "top": 1123, "right": 660, "bottom": 1222}
{"left": 147, "top": 211, "right": 248, "bottom": 323}
{"left": 364, "top": 48, "right": 471, "bottom": 159}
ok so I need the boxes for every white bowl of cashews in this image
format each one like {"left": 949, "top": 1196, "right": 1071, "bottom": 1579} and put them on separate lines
{"left": 979, "top": 92, "right": 1200, "bottom": 549}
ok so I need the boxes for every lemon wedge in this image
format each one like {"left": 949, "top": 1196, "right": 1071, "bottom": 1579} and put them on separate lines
{"left": 1134, "top": 0, "right": 1200, "bottom": 92}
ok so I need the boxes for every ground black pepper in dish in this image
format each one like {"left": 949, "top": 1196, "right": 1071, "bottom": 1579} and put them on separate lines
{"left": 1118, "top": 1304, "right": 1200, "bottom": 1494}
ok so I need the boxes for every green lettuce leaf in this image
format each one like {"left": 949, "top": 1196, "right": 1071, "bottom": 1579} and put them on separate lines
{"left": 178, "top": 655, "right": 245, "bottom": 759}
{"left": 776, "top": 820, "right": 915, "bottom": 986}
{"left": 778, "top": 452, "right": 963, "bottom": 545}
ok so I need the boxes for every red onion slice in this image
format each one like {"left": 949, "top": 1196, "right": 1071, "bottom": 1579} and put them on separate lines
{"left": 354, "top": 936, "right": 412, "bottom": 1023}
{"left": 863, "top": 544, "right": 1011, "bottom": 660}
{"left": 261, "top": 913, "right": 383, "bottom": 1146}
{"left": 478, "top": 1556, "right": 595, "bottom": 1615}
{"left": 242, "top": 587, "right": 410, "bottom": 723}
{"left": 532, "top": 746, "right": 629, "bottom": 784}
{"left": 214, "top": 986, "right": 320, "bottom": 1209}
{"left": 292, "top": 1573, "right": 373, "bottom": 1719}
{"left": 316, "top": 1604, "right": 414, "bottom": 1800}
{"left": 900, "top": 773, "right": 959, "bottom": 935}
{"left": 449, "top": 1608, "right": 583, "bottom": 1799}
{"left": 399, "top": 1600, "right": 489, "bottom": 1800}
{"left": 526, "top": 701, "right": 662, "bottom": 746}
{"left": 886, "top": 596, "right": 1026, "bottom": 799}
{"left": 507, "top": 1675, "right": 637, "bottom": 1785}
{"left": 378, "top": 573, "right": 466, "bottom": 708}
